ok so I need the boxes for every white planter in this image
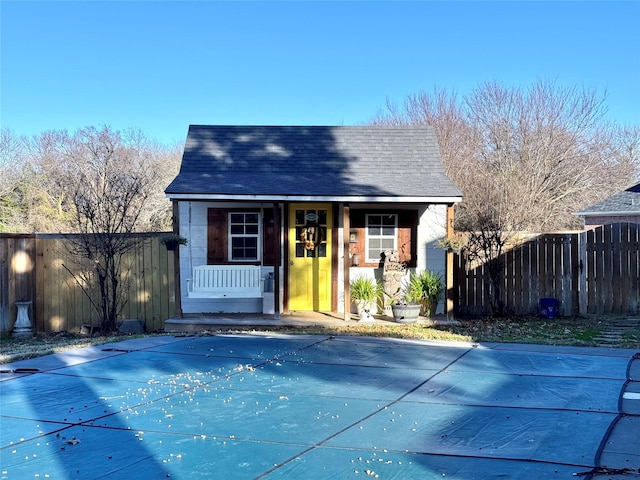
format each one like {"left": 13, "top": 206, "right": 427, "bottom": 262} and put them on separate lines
{"left": 263, "top": 292, "right": 275, "bottom": 314}
{"left": 355, "top": 300, "right": 375, "bottom": 322}
{"left": 13, "top": 301, "right": 33, "bottom": 338}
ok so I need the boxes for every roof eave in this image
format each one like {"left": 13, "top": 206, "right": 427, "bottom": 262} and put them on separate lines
{"left": 166, "top": 193, "right": 463, "bottom": 203}
{"left": 575, "top": 210, "right": 640, "bottom": 217}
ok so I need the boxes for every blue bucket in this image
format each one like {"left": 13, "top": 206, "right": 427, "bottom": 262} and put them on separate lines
{"left": 539, "top": 298, "right": 559, "bottom": 319}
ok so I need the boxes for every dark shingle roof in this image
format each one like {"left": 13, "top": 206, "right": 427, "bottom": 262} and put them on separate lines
{"left": 577, "top": 182, "right": 640, "bottom": 215}
{"left": 165, "top": 125, "right": 462, "bottom": 200}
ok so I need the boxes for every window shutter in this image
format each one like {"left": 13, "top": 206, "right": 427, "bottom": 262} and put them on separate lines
{"left": 262, "top": 208, "right": 276, "bottom": 266}
{"left": 398, "top": 210, "right": 418, "bottom": 267}
{"left": 207, "top": 208, "right": 227, "bottom": 264}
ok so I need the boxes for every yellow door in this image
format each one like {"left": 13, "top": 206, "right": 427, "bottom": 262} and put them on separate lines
{"left": 288, "top": 204, "right": 332, "bottom": 311}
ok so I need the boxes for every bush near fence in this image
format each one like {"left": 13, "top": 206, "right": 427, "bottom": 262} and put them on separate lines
{"left": 454, "top": 223, "right": 640, "bottom": 317}
{"left": 1, "top": 233, "right": 175, "bottom": 334}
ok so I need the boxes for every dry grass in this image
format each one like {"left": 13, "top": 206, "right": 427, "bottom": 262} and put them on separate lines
{"left": 1, "top": 315, "right": 638, "bottom": 365}
{"left": 0, "top": 332, "right": 157, "bottom": 365}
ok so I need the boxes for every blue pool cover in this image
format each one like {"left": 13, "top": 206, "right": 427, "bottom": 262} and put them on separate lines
{"left": 1, "top": 334, "right": 638, "bottom": 479}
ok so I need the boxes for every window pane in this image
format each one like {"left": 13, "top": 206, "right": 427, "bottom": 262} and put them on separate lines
{"left": 246, "top": 213, "right": 259, "bottom": 223}
{"left": 295, "top": 210, "right": 305, "bottom": 225}
{"left": 231, "top": 238, "right": 244, "bottom": 258}
{"left": 230, "top": 225, "right": 244, "bottom": 235}
{"left": 246, "top": 225, "right": 259, "bottom": 234}
{"left": 245, "top": 237, "right": 257, "bottom": 248}
{"left": 230, "top": 213, "right": 243, "bottom": 223}
{"left": 369, "top": 249, "right": 383, "bottom": 262}
{"left": 381, "top": 239, "right": 395, "bottom": 249}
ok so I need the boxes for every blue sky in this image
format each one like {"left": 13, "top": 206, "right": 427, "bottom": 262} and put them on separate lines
{"left": 2, "top": 1, "right": 639, "bottom": 145}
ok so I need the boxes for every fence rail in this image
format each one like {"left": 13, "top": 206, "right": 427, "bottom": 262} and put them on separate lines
{"left": 454, "top": 223, "right": 640, "bottom": 317}
{"left": 1, "top": 233, "right": 175, "bottom": 333}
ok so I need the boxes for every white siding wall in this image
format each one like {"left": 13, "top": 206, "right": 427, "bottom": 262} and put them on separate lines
{"left": 417, "top": 204, "right": 447, "bottom": 314}
{"left": 418, "top": 204, "right": 447, "bottom": 270}
{"left": 177, "top": 201, "right": 448, "bottom": 315}
{"left": 177, "top": 201, "right": 277, "bottom": 314}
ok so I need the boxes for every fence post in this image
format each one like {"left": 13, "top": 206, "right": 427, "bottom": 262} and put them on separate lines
{"left": 578, "top": 231, "right": 587, "bottom": 315}
{"left": 0, "top": 238, "right": 8, "bottom": 332}
{"left": 561, "top": 235, "right": 573, "bottom": 316}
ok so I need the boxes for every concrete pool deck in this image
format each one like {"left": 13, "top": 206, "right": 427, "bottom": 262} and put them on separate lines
{"left": 1, "top": 334, "right": 639, "bottom": 479}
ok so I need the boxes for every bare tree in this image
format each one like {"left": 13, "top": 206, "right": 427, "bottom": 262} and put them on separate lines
{"left": 0, "top": 129, "right": 30, "bottom": 232}
{"left": 62, "top": 126, "right": 158, "bottom": 332}
{"left": 604, "top": 124, "right": 640, "bottom": 182}
{"left": 372, "top": 80, "right": 636, "bottom": 315}
{"left": 19, "top": 130, "right": 80, "bottom": 232}
{"left": 0, "top": 127, "right": 181, "bottom": 234}
{"left": 137, "top": 139, "right": 182, "bottom": 231}
{"left": 0, "top": 129, "right": 23, "bottom": 191}
{"left": 371, "top": 88, "right": 479, "bottom": 182}
{"left": 2, "top": 124, "right": 180, "bottom": 328}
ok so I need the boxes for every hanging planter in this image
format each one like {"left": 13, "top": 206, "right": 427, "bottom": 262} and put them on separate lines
{"left": 159, "top": 233, "right": 188, "bottom": 251}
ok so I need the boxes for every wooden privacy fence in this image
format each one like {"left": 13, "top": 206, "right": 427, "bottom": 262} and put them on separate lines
{"left": 1, "top": 233, "right": 175, "bottom": 334}
{"left": 3, "top": 224, "right": 638, "bottom": 330}
{"left": 455, "top": 223, "right": 640, "bottom": 317}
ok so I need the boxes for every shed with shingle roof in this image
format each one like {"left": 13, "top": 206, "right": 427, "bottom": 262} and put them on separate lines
{"left": 165, "top": 125, "right": 462, "bottom": 324}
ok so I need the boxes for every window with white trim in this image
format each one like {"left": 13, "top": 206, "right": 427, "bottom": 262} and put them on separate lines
{"left": 366, "top": 214, "right": 397, "bottom": 263}
{"left": 228, "top": 212, "right": 260, "bottom": 261}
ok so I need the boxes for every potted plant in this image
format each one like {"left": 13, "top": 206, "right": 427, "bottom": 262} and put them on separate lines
{"left": 159, "top": 233, "right": 188, "bottom": 251}
{"left": 408, "top": 270, "right": 444, "bottom": 317}
{"left": 349, "top": 276, "right": 382, "bottom": 322}
{"left": 436, "top": 236, "right": 464, "bottom": 254}
{"left": 389, "top": 285, "right": 422, "bottom": 324}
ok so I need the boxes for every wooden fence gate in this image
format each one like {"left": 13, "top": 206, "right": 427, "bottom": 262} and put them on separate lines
{"left": 454, "top": 223, "right": 640, "bottom": 317}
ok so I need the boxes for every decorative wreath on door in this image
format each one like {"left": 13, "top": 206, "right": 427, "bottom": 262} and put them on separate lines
{"left": 300, "top": 225, "right": 317, "bottom": 251}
